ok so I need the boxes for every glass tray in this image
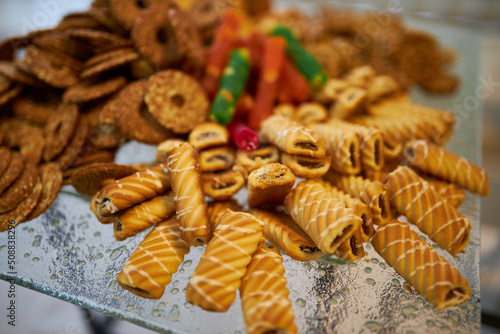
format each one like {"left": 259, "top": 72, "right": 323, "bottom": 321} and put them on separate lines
{"left": 0, "top": 3, "right": 483, "bottom": 334}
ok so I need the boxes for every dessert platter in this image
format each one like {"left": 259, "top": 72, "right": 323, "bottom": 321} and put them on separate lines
{"left": 0, "top": 0, "right": 487, "bottom": 332}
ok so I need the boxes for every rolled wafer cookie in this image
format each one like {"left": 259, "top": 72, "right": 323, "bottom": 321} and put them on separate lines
{"left": 116, "top": 216, "right": 190, "bottom": 299}
{"left": 260, "top": 114, "right": 327, "bottom": 158}
{"left": 249, "top": 208, "right": 324, "bottom": 262}
{"left": 280, "top": 153, "right": 331, "bottom": 179}
{"left": 240, "top": 247, "right": 298, "bottom": 334}
{"left": 185, "top": 209, "right": 263, "bottom": 312}
{"left": 371, "top": 220, "right": 471, "bottom": 311}
{"left": 384, "top": 166, "right": 471, "bottom": 256}
{"left": 404, "top": 140, "right": 490, "bottom": 196}
{"left": 207, "top": 200, "right": 242, "bottom": 232}
{"left": 334, "top": 227, "right": 365, "bottom": 262}
{"left": 95, "top": 163, "right": 171, "bottom": 218}
{"left": 284, "top": 181, "right": 362, "bottom": 254}
{"left": 247, "top": 163, "right": 296, "bottom": 208}
{"left": 423, "top": 176, "right": 466, "bottom": 208}
{"left": 168, "top": 142, "right": 211, "bottom": 246}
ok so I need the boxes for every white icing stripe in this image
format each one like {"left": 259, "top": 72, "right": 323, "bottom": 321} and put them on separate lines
{"left": 122, "top": 264, "right": 161, "bottom": 288}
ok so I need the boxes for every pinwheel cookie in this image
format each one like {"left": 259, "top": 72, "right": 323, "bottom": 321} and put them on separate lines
{"left": 185, "top": 209, "right": 263, "bottom": 312}
{"left": 371, "top": 220, "right": 471, "bottom": 311}
{"left": 384, "top": 166, "right": 471, "bottom": 256}
{"left": 260, "top": 114, "right": 327, "bottom": 158}
{"left": 404, "top": 140, "right": 489, "bottom": 196}
{"left": 168, "top": 142, "right": 211, "bottom": 246}
{"left": 240, "top": 247, "right": 298, "bottom": 334}
{"left": 116, "top": 216, "right": 190, "bottom": 299}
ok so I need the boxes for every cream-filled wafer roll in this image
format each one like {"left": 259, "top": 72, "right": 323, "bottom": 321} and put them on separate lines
{"left": 249, "top": 209, "right": 324, "bottom": 262}
{"left": 116, "top": 216, "right": 190, "bottom": 299}
{"left": 384, "top": 166, "right": 471, "bottom": 256}
{"left": 422, "top": 176, "right": 466, "bottom": 208}
{"left": 334, "top": 227, "right": 365, "bottom": 262}
{"left": 324, "top": 170, "right": 392, "bottom": 225}
{"left": 404, "top": 140, "right": 490, "bottom": 196}
{"left": 199, "top": 146, "right": 235, "bottom": 173}
{"left": 371, "top": 220, "right": 471, "bottom": 311}
{"left": 240, "top": 247, "right": 298, "bottom": 334}
{"left": 309, "top": 123, "right": 361, "bottom": 174}
{"left": 188, "top": 122, "right": 229, "bottom": 150}
{"left": 280, "top": 153, "right": 332, "bottom": 179}
{"left": 260, "top": 115, "right": 327, "bottom": 158}
{"left": 247, "top": 163, "right": 296, "bottom": 208}
{"left": 207, "top": 200, "right": 242, "bottom": 232}
{"left": 201, "top": 170, "right": 246, "bottom": 201}
{"left": 236, "top": 145, "right": 280, "bottom": 173}
{"left": 95, "top": 163, "right": 171, "bottom": 218}
{"left": 113, "top": 192, "right": 176, "bottom": 241}
{"left": 284, "top": 181, "right": 362, "bottom": 254}
{"left": 326, "top": 119, "right": 385, "bottom": 172}
{"left": 167, "top": 142, "right": 211, "bottom": 246}
{"left": 185, "top": 209, "right": 263, "bottom": 312}
{"left": 329, "top": 86, "right": 367, "bottom": 120}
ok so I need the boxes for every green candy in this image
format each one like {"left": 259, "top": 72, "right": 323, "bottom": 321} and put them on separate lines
{"left": 271, "top": 25, "right": 327, "bottom": 91}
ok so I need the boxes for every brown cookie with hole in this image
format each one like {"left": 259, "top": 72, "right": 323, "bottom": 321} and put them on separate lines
{"left": 89, "top": 7, "right": 129, "bottom": 37}
{"left": 0, "top": 147, "right": 12, "bottom": 177}
{"left": 32, "top": 30, "right": 93, "bottom": 60}
{"left": 0, "top": 37, "right": 30, "bottom": 61}
{"left": 56, "top": 12, "right": 105, "bottom": 31}
{"left": 0, "top": 176, "right": 42, "bottom": 231}
{"left": 145, "top": 70, "right": 209, "bottom": 134}
{"left": 25, "top": 163, "right": 63, "bottom": 221}
{"left": 71, "top": 148, "right": 115, "bottom": 169}
{"left": 63, "top": 74, "right": 127, "bottom": 103}
{"left": 66, "top": 28, "right": 133, "bottom": 53}
{"left": 53, "top": 117, "right": 89, "bottom": 170}
{"left": 25, "top": 45, "right": 82, "bottom": 89}
{"left": 43, "top": 103, "right": 79, "bottom": 161}
{"left": 0, "top": 151, "right": 24, "bottom": 194}
{"left": 116, "top": 80, "right": 172, "bottom": 144}
{"left": 12, "top": 90, "right": 60, "bottom": 124}
{"left": 0, "top": 61, "right": 45, "bottom": 87}
{"left": 86, "top": 93, "right": 127, "bottom": 149}
{"left": 190, "top": 0, "right": 228, "bottom": 43}
{"left": 1, "top": 119, "right": 45, "bottom": 165}
{"left": 0, "top": 74, "right": 10, "bottom": 93}
{"left": 81, "top": 48, "right": 139, "bottom": 79}
{"left": 0, "top": 85, "right": 22, "bottom": 107}
{"left": 110, "top": 0, "right": 177, "bottom": 30}
{"left": 0, "top": 162, "right": 38, "bottom": 214}
{"left": 70, "top": 162, "right": 138, "bottom": 196}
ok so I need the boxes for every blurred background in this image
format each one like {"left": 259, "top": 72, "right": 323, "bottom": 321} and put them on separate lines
{"left": 0, "top": 0, "right": 499, "bottom": 333}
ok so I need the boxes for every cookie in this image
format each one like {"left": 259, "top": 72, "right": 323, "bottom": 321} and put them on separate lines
{"left": 31, "top": 29, "right": 93, "bottom": 60}
{"left": 145, "top": 70, "right": 209, "bottom": 134}
{"left": 0, "top": 147, "right": 12, "bottom": 177}
{"left": 0, "top": 61, "right": 45, "bottom": 87}
{"left": 25, "top": 163, "right": 63, "bottom": 220}
{"left": 88, "top": 7, "right": 129, "bottom": 37}
{"left": 156, "top": 139, "right": 185, "bottom": 163}
{"left": 80, "top": 48, "right": 139, "bottom": 79}
{"left": 188, "top": 122, "right": 229, "bottom": 150}
{"left": 247, "top": 163, "right": 296, "bottom": 207}
{"left": 0, "top": 162, "right": 38, "bottom": 214}
{"left": 1, "top": 118, "right": 45, "bottom": 165}
{"left": 86, "top": 93, "right": 127, "bottom": 149}
{"left": 0, "top": 177, "right": 42, "bottom": 231}
{"left": 0, "top": 151, "right": 24, "bottom": 194}
{"left": 294, "top": 102, "right": 327, "bottom": 126}
{"left": 66, "top": 28, "right": 132, "bottom": 52}
{"left": 109, "top": 0, "right": 176, "bottom": 30}
{"left": 199, "top": 146, "right": 235, "bottom": 172}
{"left": 52, "top": 116, "right": 89, "bottom": 170}
{"left": 207, "top": 199, "right": 242, "bottom": 231}
{"left": 12, "top": 90, "right": 60, "bottom": 124}
{"left": 201, "top": 170, "right": 245, "bottom": 201}
{"left": 236, "top": 145, "right": 280, "bottom": 173}
{"left": 62, "top": 74, "right": 127, "bottom": 104}
{"left": 43, "top": 103, "right": 79, "bottom": 161}
{"left": 280, "top": 153, "right": 331, "bottom": 179}
{"left": 0, "top": 85, "right": 22, "bottom": 107}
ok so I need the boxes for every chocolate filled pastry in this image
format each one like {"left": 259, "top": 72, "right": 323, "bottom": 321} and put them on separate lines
{"left": 167, "top": 142, "right": 211, "bottom": 246}
{"left": 247, "top": 163, "right": 296, "bottom": 208}
{"left": 280, "top": 153, "right": 331, "bottom": 179}
{"left": 309, "top": 123, "right": 360, "bottom": 175}
{"left": 249, "top": 208, "right": 324, "bottom": 262}
{"left": 312, "top": 78, "right": 349, "bottom": 105}
{"left": 384, "top": 166, "right": 471, "bottom": 256}
{"left": 207, "top": 200, "right": 242, "bottom": 232}
{"left": 185, "top": 209, "right": 263, "bottom": 312}
{"left": 371, "top": 220, "right": 471, "bottom": 311}
{"left": 113, "top": 192, "right": 176, "bottom": 241}
{"left": 188, "top": 122, "right": 229, "bottom": 150}
{"left": 240, "top": 247, "right": 298, "bottom": 334}
{"left": 284, "top": 181, "right": 362, "bottom": 254}
{"left": 236, "top": 145, "right": 280, "bottom": 173}
{"left": 344, "top": 65, "right": 376, "bottom": 88}
{"left": 201, "top": 170, "right": 246, "bottom": 201}
{"left": 156, "top": 139, "right": 185, "bottom": 163}
{"left": 294, "top": 102, "right": 328, "bottom": 126}
{"left": 367, "top": 75, "right": 399, "bottom": 102}
{"left": 334, "top": 227, "right": 365, "bottom": 262}
{"left": 404, "top": 140, "right": 490, "bottom": 196}
{"left": 329, "top": 86, "right": 367, "bottom": 120}
{"left": 95, "top": 163, "right": 171, "bottom": 218}
{"left": 199, "top": 146, "right": 235, "bottom": 173}
{"left": 260, "top": 115, "right": 327, "bottom": 158}
{"left": 422, "top": 175, "right": 466, "bottom": 208}
{"left": 116, "top": 216, "right": 190, "bottom": 299}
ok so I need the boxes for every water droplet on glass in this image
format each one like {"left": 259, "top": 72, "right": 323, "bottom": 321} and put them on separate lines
{"left": 126, "top": 305, "right": 134, "bottom": 312}
{"left": 167, "top": 305, "right": 180, "bottom": 321}
{"left": 184, "top": 302, "right": 193, "bottom": 309}
{"left": 28, "top": 228, "right": 34, "bottom": 234}
{"left": 426, "top": 320, "right": 436, "bottom": 328}
{"left": 439, "top": 325, "right": 450, "bottom": 332}
{"left": 364, "top": 321, "right": 381, "bottom": 331}
{"left": 392, "top": 278, "right": 400, "bottom": 286}
{"left": 179, "top": 268, "right": 185, "bottom": 274}
{"left": 327, "top": 298, "right": 337, "bottom": 305}
{"left": 379, "top": 263, "right": 386, "bottom": 269}
{"left": 77, "top": 261, "right": 86, "bottom": 267}
{"left": 51, "top": 220, "right": 60, "bottom": 227}
{"left": 183, "top": 260, "right": 193, "bottom": 267}
{"left": 317, "top": 269, "right": 325, "bottom": 277}
{"left": 32, "top": 235, "right": 42, "bottom": 247}
{"left": 24, "top": 253, "right": 30, "bottom": 258}
{"left": 50, "top": 274, "right": 57, "bottom": 280}
{"left": 341, "top": 287, "right": 350, "bottom": 296}
{"left": 171, "top": 288, "right": 179, "bottom": 295}
{"left": 173, "top": 280, "right": 179, "bottom": 287}
{"left": 94, "top": 232, "right": 101, "bottom": 237}
{"left": 348, "top": 262, "right": 357, "bottom": 268}
{"left": 366, "top": 278, "right": 376, "bottom": 286}
{"left": 96, "top": 253, "right": 103, "bottom": 259}
{"left": 424, "top": 304, "right": 434, "bottom": 310}
{"left": 108, "top": 280, "right": 117, "bottom": 292}
{"left": 105, "top": 249, "right": 111, "bottom": 254}
{"left": 401, "top": 304, "right": 417, "bottom": 316}
{"left": 32, "top": 257, "right": 40, "bottom": 262}
{"left": 110, "top": 245, "right": 127, "bottom": 261}
{"left": 370, "top": 258, "right": 379, "bottom": 264}
{"left": 152, "top": 309, "right": 160, "bottom": 317}
{"left": 364, "top": 267, "right": 372, "bottom": 273}
{"left": 399, "top": 294, "right": 409, "bottom": 301}
{"left": 295, "top": 298, "right": 306, "bottom": 308}
{"left": 453, "top": 255, "right": 461, "bottom": 261}
{"left": 303, "top": 262, "right": 312, "bottom": 270}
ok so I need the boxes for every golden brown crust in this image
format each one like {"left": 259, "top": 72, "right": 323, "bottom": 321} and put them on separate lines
{"left": 367, "top": 75, "right": 399, "bottom": 102}
{"left": 201, "top": 170, "right": 245, "bottom": 202}
{"left": 0, "top": 151, "right": 24, "bottom": 194}
{"left": 294, "top": 102, "right": 327, "bottom": 126}
{"left": 371, "top": 220, "right": 471, "bottom": 311}
{"left": 422, "top": 175, "right": 466, "bottom": 208}
{"left": 25, "top": 163, "right": 63, "bottom": 221}
{"left": 155, "top": 139, "right": 185, "bottom": 163}
{"left": 329, "top": 86, "right": 367, "bottom": 120}
{"left": 236, "top": 145, "right": 280, "bottom": 173}
{"left": 247, "top": 163, "right": 296, "bottom": 208}
{"left": 43, "top": 103, "right": 78, "bottom": 162}
{"left": 280, "top": 152, "right": 331, "bottom": 179}
{"left": 199, "top": 146, "right": 235, "bottom": 173}
{"left": 0, "top": 162, "right": 38, "bottom": 214}
{"left": 116, "top": 216, "right": 190, "bottom": 299}
{"left": 334, "top": 227, "right": 365, "bottom": 262}
{"left": 188, "top": 122, "right": 229, "bottom": 150}
{"left": 0, "top": 118, "right": 45, "bottom": 165}
{"left": 207, "top": 200, "right": 242, "bottom": 232}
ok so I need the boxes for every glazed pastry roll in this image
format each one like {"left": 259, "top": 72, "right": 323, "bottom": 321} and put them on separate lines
{"left": 95, "top": 163, "right": 171, "bottom": 218}
{"left": 312, "top": 78, "right": 349, "bottom": 105}
{"left": 247, "top": 163, "right": 296, "bottom": 208}
{"left": 366, "top": 75, "right": 399, "bottom": 102}
{"left": 384, "top": 166, "right": 471, "bottom": 256}
{"left": 363, "top": 170, "right": 388, "bottom": 183}
{"left": 199, "top": 146, "right": 235, "bottom": 172}
{"left": 113, "top": 192, "right": 176, "bottom": 241}
{"left": 236, "top": 145, "right": 280, "bottom": 173}
{"left": 273, "top": 103, "right": 295, "bottom": 119}
{"left": 240, "top": 247, "right": 298, "bottom": 334}
{"left": 404, "top": 140, "right": 490, "bottom": 196}
{"left": 185, "top": 209, "right": 264, "bottom": 312}
{"left": 284, "top": 181, "right": 362, "bottom": 254}
{"left": 344, "top": 65, "right": 376, "bottom": 88}
{"left": 156, "top": 138, "right": 185, "bottom": 163}
{"left": 116, "top": 216, "right": 190, "bottom": 299}
{"left": 167, "top": 142, "right": 211, "bottom": 246}
{"left": 334, "top": 227, "right": 365, "bottom": 262}
{"left": 201, "top": 170, "right": 245, "bottom": 201}
{"left": 188, "top": 122, "right": 229, "bottom": 150}
{"left": 383, "top": 136, "right": 403, "bottom": 161}
{"left": 260, "top": 115, "right": 327, "bottom": 158}
{"left": 329, "top": 87, "right": 367, "bottom": 120}
{"left": 90, "top": 193, "right": 115, "bottom": 224}
{"left": 309, "top": 123, "right": 360, "bottom": 174}
{"left": 324, "top": 170, "right": 392, "bottom": 225}
{"left": 326, "top": 119, "right": 385, "bottom": 172}
{"left": 207, "top": 200, "right": 242, "bottom": 232}
{"left": 293, "top": 102, "right": 327, "bottom": 126}
{"left": 371, "top": 220, "right": 471, "bottom": 311}
{"left": 423, "top": 176, "right": 466, "bottom": 208}
{"left": 249, "top": 208, "right": 324, "bottom": 262}
{"left": 280, "top": 153, "right": 331, "bottom": 179}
